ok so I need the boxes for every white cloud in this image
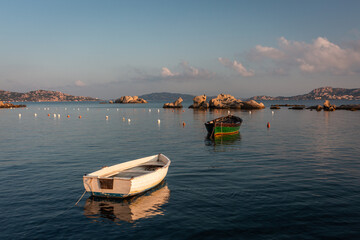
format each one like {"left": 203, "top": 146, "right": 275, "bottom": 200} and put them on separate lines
{"left": 161, "top": 62, "right": 214, "bottom": 79}
{"left": 218, "top": 57, "right": 254, "bottom": 77}
{"left": 254, "top": 45, "right": 284, "bottom": 59}
{"left": 252, "top": 36, "right": 360, "bottom": 74}
{"left": 161, "top": 67, "right": 178, "bottom": 77}
{"left": 75, "top": 80, "right": 86, "bottom": 87}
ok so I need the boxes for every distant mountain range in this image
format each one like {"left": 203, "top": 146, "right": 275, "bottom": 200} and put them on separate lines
{"left": 1, "top": 87, "right": 359, "bottom": 102}
{"left": 249, "top": 87, "right": 360, "bottom": 101}
{"left": 141, "top": 87, "right": 360, "bottom": 102}
{"left": 0, "top": 90, "right": 100, "bottom": 102}
{"left": 139, "top": 92, "right": 196, "bottom": 102}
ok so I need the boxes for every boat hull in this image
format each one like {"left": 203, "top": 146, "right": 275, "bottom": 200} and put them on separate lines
{"left": 205, "top": 115, "right": 243, "bottom": 138}
{"left": 213, "top": 124, "right": 241, "bottom": 137}
{"left": 83, "top": 154, "right": 170, "bottom": 198}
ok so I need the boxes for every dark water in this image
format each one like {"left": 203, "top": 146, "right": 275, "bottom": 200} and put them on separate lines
{"left": 1, "top": 101, "right": 359, "bottom": 239}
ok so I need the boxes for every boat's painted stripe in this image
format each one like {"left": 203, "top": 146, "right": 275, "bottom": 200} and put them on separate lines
{"left": 214, "top": 130, "right": 239, "bottom": 137}
{"left": 91, "top": 192, "right": 129, "bottom": 198}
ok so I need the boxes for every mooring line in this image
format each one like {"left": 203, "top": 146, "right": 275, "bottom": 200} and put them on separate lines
{"left": 75, "top": 190, "right": 87, "bottom": 206}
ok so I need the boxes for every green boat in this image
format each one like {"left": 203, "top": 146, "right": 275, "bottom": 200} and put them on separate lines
{"left": 205, "top": 115, "right": 243, "bottom": 138}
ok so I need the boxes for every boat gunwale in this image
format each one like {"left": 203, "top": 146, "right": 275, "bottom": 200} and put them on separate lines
{"left": 84, "top": 154, "right": 171, "bottom": 181}
{"left": 205, "top": 115, "right": 243, "bottom": 125}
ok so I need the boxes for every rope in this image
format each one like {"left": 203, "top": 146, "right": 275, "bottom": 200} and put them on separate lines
{"left": 75, "top": 190, "right": 87, "bottom": 206}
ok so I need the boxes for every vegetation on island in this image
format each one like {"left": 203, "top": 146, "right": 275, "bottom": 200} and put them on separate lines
{"left": 0, "top": 90, "right": 100, "bottom": 102}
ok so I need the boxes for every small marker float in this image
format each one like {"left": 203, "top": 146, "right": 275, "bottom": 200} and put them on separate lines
{"left": 106, "top": 116, "right": 109, "bottom": 120}
{"left": 78, "top": 115, "right": 82, "bottom": 119}
{"left": 47, "top": 113, "right": 50, "bottom": 117}
{"left": 182, "top": 121, "right": 186, "bottom": 127}
{"left": 267, "top": 122, "right": 270, "bottom": 128}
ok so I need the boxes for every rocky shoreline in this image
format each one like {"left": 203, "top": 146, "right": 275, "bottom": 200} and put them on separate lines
{"left": 114, "top": 96, "right": 148, "bottom": 104}
{"left": 189, "top": 94, "right": 265, "bottom": 110}
{"left": 0, "top": 101, "right": 26, "bottom": 108}
{"left": 271, "top": 100, "right": 360, "bottom": 111}
{"left": 163, "top": 97, "right": 183, "bottom": 108}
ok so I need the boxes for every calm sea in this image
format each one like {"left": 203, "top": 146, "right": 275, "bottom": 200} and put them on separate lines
{"left": 1, "top": 100, "right": 359, "bottom": 239}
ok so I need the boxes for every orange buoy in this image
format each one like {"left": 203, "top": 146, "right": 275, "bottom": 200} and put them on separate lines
{"left": 78, "top": 115, "right": 82, "bottom": 119}
{"left": 47, "top": 113, "right": 50, "bottom": 117}
{"left": 67, "top": 115, "right": 70, "bottom": 118}
{"left": 182, "top": 121, "right": 186, "bottom": 127}
{"left": 267, "top": 122, "right": 270, "bottom": 128}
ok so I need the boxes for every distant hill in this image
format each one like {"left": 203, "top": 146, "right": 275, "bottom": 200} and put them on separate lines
{"left": 139, "top": 92, "right": 195, "bottom": 102}
{"left": 0, "top": 89, "right": 100, "bottom": 102}
{"left": 249, "top": 87, "right": 360, "bottom": 101}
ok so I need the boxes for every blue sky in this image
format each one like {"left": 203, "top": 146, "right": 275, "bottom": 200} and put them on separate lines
{"left": 1, "top": 0, "right": 360, "bottom": 99}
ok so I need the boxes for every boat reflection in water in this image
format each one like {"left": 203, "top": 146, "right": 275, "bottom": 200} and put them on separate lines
{"left": 84, "top": 181, "right": 170, "bottom": 224}
{"left": 205, "top": 133, "right": 241, "bottom": 152}
{"left": 206, "top": 132, "right": 241, "bottom": 145}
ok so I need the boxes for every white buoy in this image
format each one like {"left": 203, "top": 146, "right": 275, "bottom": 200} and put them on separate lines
{"left": 157, "top": 109, "right": 160, "bottom": 113}
{"left": 87, "top": 108, "right": 89, "bottom": 111}
{"left": 249, "top": 111, "right": 252, "bottom": 114}
{"left": 149, "top": 109, "right": 151, "bottom": 112}
{"left": 106, "top": 116, "right": 109, "bottom": 120}
{"left": 34, "top": 113, "right": 37, "bottom": 117}
{"left": 53, "top": 114, "right": 56, "bottom": 118}
{"left": 58, "top": 114, "right": 60, "bottom": 118}
{"left": 157, "top": 119, "right": 161, "bottom": 124}
{"left": 117, "top": 109, "right": 119, "bottom": 111}
{"left": 228, "top": 110, "right": 230, "bottom": 114}
{"left": 19, "top": 113, "right": 21, "bottom": 118}
{"left": 65, "top": 108, "right": 67, "bottom": 111}
{"left": 44, "top": 108, "right": 46, "bottom": 110}
{"left": 272, "top": 111, "right": 274, "bottom": 116}
{"left": 128, "top": 118, "right": 131, "bottom": 122}
{"left": 78, "top": 108, "right": 80, "bottom": 111}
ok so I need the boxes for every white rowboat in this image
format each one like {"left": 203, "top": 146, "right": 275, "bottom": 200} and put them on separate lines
{"left": 83, "top": 154, "right": 171, "bottom": 198}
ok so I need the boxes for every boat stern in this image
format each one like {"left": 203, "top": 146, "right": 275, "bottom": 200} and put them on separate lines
{"left": 83, "top": 175, "right": 132, "bottom": 198}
